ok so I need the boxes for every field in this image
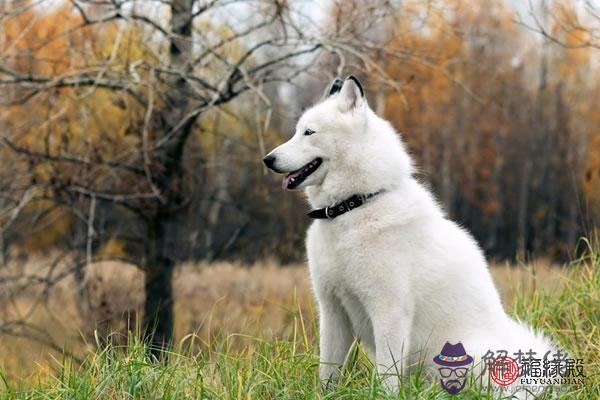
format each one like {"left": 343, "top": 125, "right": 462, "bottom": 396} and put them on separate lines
{"left": 0, "top": 252, "right": 598, "bottom": 399}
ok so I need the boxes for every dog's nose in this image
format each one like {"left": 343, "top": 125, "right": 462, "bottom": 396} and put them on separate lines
{"left": 263, "top": 154, "right": 276, "bottom": 169}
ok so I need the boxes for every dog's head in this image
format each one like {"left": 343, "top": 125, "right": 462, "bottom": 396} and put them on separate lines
{"left": 263, "top": 76, "right": 412, "bottom": 203}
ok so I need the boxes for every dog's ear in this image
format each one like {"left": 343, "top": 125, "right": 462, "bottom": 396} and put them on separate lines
{"left": 338, "top": 75, "right": 365, "bottom": 112}
{"left": 324, "top": 78, "right": 343, "bottom": 99}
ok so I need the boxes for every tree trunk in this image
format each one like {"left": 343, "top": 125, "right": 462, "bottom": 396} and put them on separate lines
{"left": 143, "top": 213, "right": 175, "bottom": 352}
{"left": 142, "top": 0, "right": 194, "bottom": 355}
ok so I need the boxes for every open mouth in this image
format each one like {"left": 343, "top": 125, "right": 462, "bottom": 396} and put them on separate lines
{"left": 282, "top": 157, "right": 322, "bottom": 190}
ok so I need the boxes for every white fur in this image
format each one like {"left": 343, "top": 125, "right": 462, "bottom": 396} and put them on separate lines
{"left": 265, "top": 78, "right": 554, "bottom": 397}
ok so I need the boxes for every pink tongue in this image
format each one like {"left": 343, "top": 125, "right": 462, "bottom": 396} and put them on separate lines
{"left": 282, "top": 171, "right": 301, "bottom": 191}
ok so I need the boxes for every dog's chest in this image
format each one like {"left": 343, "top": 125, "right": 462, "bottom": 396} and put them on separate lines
{"left": 306, "top": 221, "right": 366, "bottom": 287}
{"left": 306, "top": 221, "right": 377, "bottom": 349}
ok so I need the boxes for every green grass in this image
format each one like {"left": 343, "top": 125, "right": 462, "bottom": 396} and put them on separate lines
{"left": 1, "top": 247, "right": 599, "bottom": 399}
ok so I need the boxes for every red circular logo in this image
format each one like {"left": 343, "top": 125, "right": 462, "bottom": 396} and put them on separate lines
{"left": 490, "top": 356, "right": 519, "bottom": 386}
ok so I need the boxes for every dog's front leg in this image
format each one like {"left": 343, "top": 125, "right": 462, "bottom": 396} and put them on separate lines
{"left": 317, "top": 292, "right": 353, "bottom": 387}
{"left": 372, "top": 310, "right": 413, "bottom": 392}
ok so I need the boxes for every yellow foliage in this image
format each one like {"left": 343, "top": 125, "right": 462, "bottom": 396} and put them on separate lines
{"left": 98, "top": 237, "right": 127, "bottom": 258}
{"left": 19, "top": 203, "right": 73, "bottom": 253}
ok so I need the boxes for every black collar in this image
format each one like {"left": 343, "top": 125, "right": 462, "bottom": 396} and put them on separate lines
{"left": 307, "top": 191, "right": 384, "bottom": 220}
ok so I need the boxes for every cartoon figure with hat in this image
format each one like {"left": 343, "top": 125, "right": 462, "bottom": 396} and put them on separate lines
{"left": 433, "top": 342, "right": 474, "bottom": 394}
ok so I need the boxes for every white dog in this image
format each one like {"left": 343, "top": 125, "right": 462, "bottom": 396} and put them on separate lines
{"left": 263, "top": 76, "right": 555, "bottom": 396}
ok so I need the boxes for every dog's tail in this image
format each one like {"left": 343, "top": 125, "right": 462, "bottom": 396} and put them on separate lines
{"left": 500, "top": 319, "right": 561, "bottom": 399}
{"left": 512, "top": 318, "right": 556, "bottom": 355}
{"left": 465, "top": 318, "right": 559, "bottom": 399}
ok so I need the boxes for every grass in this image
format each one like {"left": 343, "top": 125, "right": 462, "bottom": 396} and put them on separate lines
{"left": 0, "top": 249, "right": 598, "bottom": 399}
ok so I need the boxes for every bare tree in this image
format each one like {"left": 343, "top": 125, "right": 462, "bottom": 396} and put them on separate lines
{"left": 0, "top": 0, "right": 399, "bottom": 353}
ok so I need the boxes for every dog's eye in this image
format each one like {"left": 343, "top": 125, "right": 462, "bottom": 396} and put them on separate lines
{"left": 304, "top": 129, "right": 315, "bottom": 136}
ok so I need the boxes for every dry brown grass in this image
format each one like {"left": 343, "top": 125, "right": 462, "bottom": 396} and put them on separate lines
{"left": 0, "top": 257, "right": 566, "bottom": 382}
